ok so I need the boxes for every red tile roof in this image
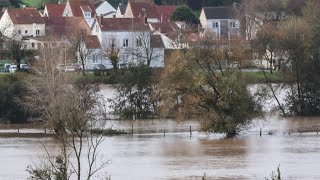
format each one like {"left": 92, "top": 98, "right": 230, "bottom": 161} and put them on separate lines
{"left": 129, "top": 1, "right": 159, "bottom": 19}
{"left": 80, "top": 6, "right": 92, "bottom": 12}
{"left": 7, "top": 8, "right": 45, "bottom": 24}
{"left": 99, "top": 17, "right": 149, "bottom": 31}
{"left": 84, "top": 35, "right": 101, "bottom": 49}
{"left": 45, "top": 3, "right": 65, "bottom": 17}
{"left": 150, "top": 21, "right": 179, "bottom": 34}
{"left": 43, "top": 16, "right": 91, "bottom": 37}
{"left": 156, "top": 6, "right": 175, "bottom": 22}
{"left": 69, "top": 1, "right": 95, "bottom": 17}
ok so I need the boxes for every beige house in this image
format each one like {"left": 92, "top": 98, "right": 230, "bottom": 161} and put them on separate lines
{"left": 0, "top": 8, "right": 45, "bottom": 39}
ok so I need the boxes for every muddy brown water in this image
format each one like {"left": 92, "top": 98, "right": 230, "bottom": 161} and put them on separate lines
{"left": 1, "top": 117, "right": 320, "bottom": 179}
{"left": 1, "top": 85, "right": 320, "bottom": 179}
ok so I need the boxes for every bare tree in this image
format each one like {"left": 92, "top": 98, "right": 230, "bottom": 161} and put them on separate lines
{"left": 70, "top": 32, "right": 93, "bottom": 75}
{"left": 103, "top": 36, "right": 120, "bottom": 69}
{"left": 23, "top": 39, "right": 109, "bottom": 180}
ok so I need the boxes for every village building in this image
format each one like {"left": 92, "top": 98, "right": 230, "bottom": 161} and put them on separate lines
{"left": 199, "top": 6, "right": 240, "bottom": 40}
{"left": 0, "top": 8, "right": 45, "bottom": 39}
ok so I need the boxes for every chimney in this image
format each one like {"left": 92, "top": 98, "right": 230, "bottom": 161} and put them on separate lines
{"left": 99, "top": 14, "right": 103, "bottom": 26}
{"left": 58, "top": 1, "right": 61, "bottom": 4}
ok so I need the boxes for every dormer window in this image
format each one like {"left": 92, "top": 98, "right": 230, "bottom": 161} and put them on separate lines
{"left": 85, "top": 12, "right": 91, "bottom": 18}
{"left": 81, "top": 6, "right": 92, "bottom": 19}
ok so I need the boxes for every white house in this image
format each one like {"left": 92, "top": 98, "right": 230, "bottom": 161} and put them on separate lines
{"left": 199, "top": 6, "right": 240, "bottom": 39}
{"left": 0, "top": 8, "right": 45, "bottom": 39}
{"left": 92, "top": 17, "right": 164, "bottom": 68}
{"left": 81, "top": 35, "right": 111, "bottom": 70}
{"left": 94, "top": 0, "right": 116, "bottom": 18}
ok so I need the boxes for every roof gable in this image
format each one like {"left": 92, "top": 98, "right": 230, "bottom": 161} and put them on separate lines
{"left": 7, "top": 8, "right": 45, "bottom": 24}
{"left": 45, "top": 3, "right": 65, "bottom": 17}
{"left": 129, "top": 1, "right": 159, "bottom": 18}
{"left": 203, "top": 6, "right": 236, "bottom": 20}
{"left": 66, "top": 0, "right": 96, "bottom": 17}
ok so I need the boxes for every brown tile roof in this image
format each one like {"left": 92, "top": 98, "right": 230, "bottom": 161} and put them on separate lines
{"left": 150, "top": 35, "right": 164, "bottom": 48}
{"left": 43, "top": 16, "right": 91, "bottom": 37}
{"left": 7, "top": 8, "right": 45, "bottom": 24}
{"left": 69, "top": 1, "right": 95, "bottom": 17}
{"left": 45, "top": 3, "right": 65, "bottom": 17}
{"left": 99, "top": 17, "right": 149, "bottom": 31}
{"left": 150, "top": 21, "right": 178, "bottom": 34}
{"left": 156, "top": 6, "right": 175, "bottom": 22}
{"left": 84, "top": 35, "right": 101, "bottom": 49}
{"left": 80, "top": 6, "right": 92, "bottom": 12}
{"left": 129, "top": 1, "right": 159, "bottom": 18}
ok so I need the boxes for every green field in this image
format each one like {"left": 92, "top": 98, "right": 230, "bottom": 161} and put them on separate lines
{"left": 23, "top": 0, "right": 57, "bottom": 8}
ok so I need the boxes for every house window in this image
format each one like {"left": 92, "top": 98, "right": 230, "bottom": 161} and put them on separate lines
{"left": 122, "top": 54, "right": 129, "bottom": 64}
{"left": 18, "top": 30, "right": 21, "bottom": 34}
{"left": 212, "top": 22, "right": 219, "bottom": 28}
{"left": 93, "top": 54, "right": 99, "bottom": 64}
{"left": 31, "top": 43, "right": 35, "bottom": 48}
{"left": 123, "top": 39, "right": 129, "bottom": 47}
{"left": 25, "top": 30, "right": 28, "bottom": 34}
{"left": 230, "top": 21, "right": 236, "bottom": 28}
{"left": 36, "top": 30, "right": 40, "bottom": 36}
{"left": 136, "top": 38, "right": 142, "bottom": 47}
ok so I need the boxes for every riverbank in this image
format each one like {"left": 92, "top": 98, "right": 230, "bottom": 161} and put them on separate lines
{"left": 79, "top": 69, "right": 286, "bottom": 85}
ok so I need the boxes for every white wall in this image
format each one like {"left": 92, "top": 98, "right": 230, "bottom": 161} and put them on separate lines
{"left": 17, "top": 24, "right": 46, "bottom": 37}
{"left": 204, "top": 19, "right": 240, "bottom": 39}
{"left": 0, "top": 11, "right": 15, "bottom": 38}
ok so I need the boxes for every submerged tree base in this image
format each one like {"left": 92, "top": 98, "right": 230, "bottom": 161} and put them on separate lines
{"left": 91, "top": 128, "right": 128, "bottom": 136}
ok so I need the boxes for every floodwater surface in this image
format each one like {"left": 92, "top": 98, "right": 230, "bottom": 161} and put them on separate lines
{"left": 0, "top": 85, "right": 320, "bottom": 179}
{"left": 1, "top": 117, "right": 320, "bottom": 179}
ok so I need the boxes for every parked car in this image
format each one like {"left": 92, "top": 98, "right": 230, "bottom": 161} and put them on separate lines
{"left": 4, "top": 64, "right": 11, "bottom": 73}
{"left": 9, "top": 65, "right": 17, "bottom": 73}
{"left": 20, "top": 64, "right": 31, "bottom": 72}
{"left": 57, "top": 64, "right": 81, "bottom": 72}
{"left": 93, "top": 64, "right": 106, "bottom": 76}
{"left": 94, "top": 64, "right": 106, "bottom": 70}
{"left": 64, "top": 65, "right": 76, "bottom": 72}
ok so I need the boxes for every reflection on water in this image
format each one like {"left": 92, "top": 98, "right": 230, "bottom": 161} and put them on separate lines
{"left": 1, "top": 117, "right": 320, "bottom": 179}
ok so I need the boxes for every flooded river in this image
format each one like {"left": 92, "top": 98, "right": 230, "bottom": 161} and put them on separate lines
{"left": 1, "top": 86, "right": 320, "bottom": 179}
